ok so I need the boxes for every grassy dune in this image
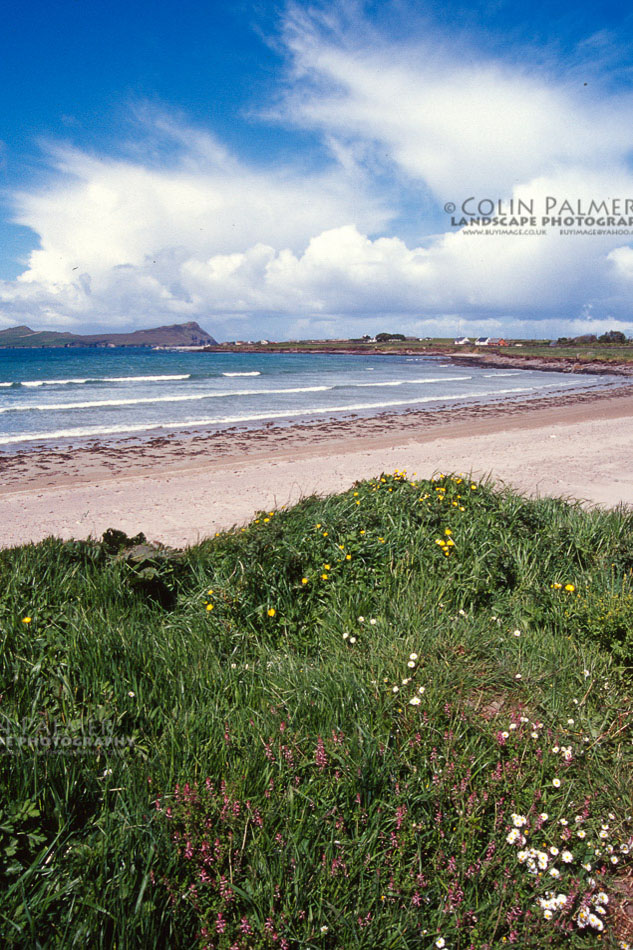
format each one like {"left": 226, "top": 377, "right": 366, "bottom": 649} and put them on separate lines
{"left": 2, "top": 473, "right": 633, "bottom": 948}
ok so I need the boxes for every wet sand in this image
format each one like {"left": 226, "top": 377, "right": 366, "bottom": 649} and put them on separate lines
{"left": 2, "top": 384, "right": 633, "bottom": 549}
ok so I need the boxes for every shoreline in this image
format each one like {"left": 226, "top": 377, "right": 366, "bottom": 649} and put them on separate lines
{"left": 3, "top": 382, "right": 633, "bottom": 549}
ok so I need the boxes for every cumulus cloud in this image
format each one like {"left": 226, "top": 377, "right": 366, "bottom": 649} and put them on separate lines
{"left": 2, "top": 5, "right": 633, "bottom": 338}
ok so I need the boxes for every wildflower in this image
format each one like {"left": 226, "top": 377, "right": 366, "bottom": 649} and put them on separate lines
{"left": 582, "top": 862, "right": 592, "bottom": 871}
{"left": 358, "top": 616, "right": 365, "bottom": 623}
{"left": 407, "top": 660, "right": 416, "bottom": 668}
{"left": 543, "top": 909, "right": 553, "bottom": 920}
{"left": 435, "top": 940, "right": 446, "bottom": 949}
{"left": 392, "top": 686, "right": 399, "bottom": 693}
{"left": 549, "top": 847, "right": 559, "bottom": 856}
{"left": 320, "top": 925, "right": 329, "bottom": 933}
{"left": 587, "top": 913, "right": 604, "bottom": 931}
{"left": 567, "top": 719, "right": 575, "bottom": 726}
{"left": 561, "top": 851, "right": 573, "bottom": 863}
{"left": 346, "top": 554, "right": 352, "bottom": 560}
{"left": 506, "top": 829, "right": 521, "bottom": 844}
{"left": 577, "top": 830, "right": 586, "bottom": 839}
{"left": 515, "top": 674, "right": 522, "bottom": 680}
{"left": 206, "top": 603, "right": 214, "bottom": 611}
{"left": 418, "top": 686, "right": 426, "bottom": 694}
{"left": 509, "top": 723, "right": 517, "bottom": 730}
{"left": 409, "top": 653, "right": 418, "bottom": 661}
{"left": 512, "top": 814, "right": 527, "bottom": 828}
{"left": 128, "top": 690, "right": 135, "bottom": 698}
{"left": 22, "top": 616, "right": 32, "bottom": 624}
{"left": 409, "top": 696, "right": 421, "bottom": 706}
{"left": 321, "top": 574, "right": 329, "bottom": 580}
{"left": 513, "top": 629, "right": 521, "bottom": 637}
{"left": 369, "top": 618, "right": 377, "bottom": 625}
{"left": 301, "top": 577, "right": 308, "bottom": 585}
{"left": 531, "top": 731, "right": 539, "bottom": 739}
{"left": 549, "top": 867, "right": 560, "bottom": 878}
{"left": 565, "top": 584, "right": 576, "bottom": 592}
{"left": 349, "top": 637, "right": 357, "bottom": 644}
{"left": 552, "top": 778, "right": 561, "bottom": 788}
{"left": 267, "top": 608, "right": 276, "bottom": 617}
{"left": 611, "top": 855, "right": 619, "bottom": 864}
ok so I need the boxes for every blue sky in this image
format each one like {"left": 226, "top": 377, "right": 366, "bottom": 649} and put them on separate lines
{"left": 2, "top": 0, "right": 633, "bottom": 339}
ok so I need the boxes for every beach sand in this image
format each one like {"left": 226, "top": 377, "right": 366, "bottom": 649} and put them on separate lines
{"left": 2, "top": 385, "right": 633, "bottom": 549}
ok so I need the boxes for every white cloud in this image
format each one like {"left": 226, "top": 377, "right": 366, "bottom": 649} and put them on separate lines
{"left": 2, "top": 9, "right": 633, "bottom": 338}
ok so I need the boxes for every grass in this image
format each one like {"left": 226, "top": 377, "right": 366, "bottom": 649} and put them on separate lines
{"left": 2, "top": 471, "right": 633, "bottom": 948}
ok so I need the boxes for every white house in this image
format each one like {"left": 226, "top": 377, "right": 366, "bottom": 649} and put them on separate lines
{"left": 453, "top": 337, "right": 470, "bottom": 345}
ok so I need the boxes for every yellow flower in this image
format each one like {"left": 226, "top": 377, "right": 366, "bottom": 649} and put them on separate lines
{"left": 301, "top": 577, "right": 308, "bottom": 585}
{"left": 360, "top": 530, "right": 366, "bottom": 535}
{"left": 322, "top": 531, "right": 328, "bottom": 537}
{"left": 345, "top": 554, "right": 352, "bottom": 561}
{"left": 22, "top": 616, "right": 32, "bottom": 624}
{"left": 207, "top": 589, "right": 214, "bottom": 595}
{"left": 263, "top": 517, "right": 270, "bottom": 523}
{"left": 323, "top": 564, "right": 331, "bottom": 570}
{"left": 565, "top": 584, "right": 575, "bottom": 593}
{"left": 444, "top": 528, "right": 452, "bottom": 536}
{"left": 321, "top": 573, "right": 329, "bottom": 580}
{"left": 353, "top": 491, "right": 359, "bottom": 496}
{"left": 206, "top": 604, "right": 214, "bottom": 611}
{"left": 267, "top": 608, "right": 276, "bottom": 617}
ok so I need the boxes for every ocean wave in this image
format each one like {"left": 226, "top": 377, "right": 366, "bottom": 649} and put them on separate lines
{"left": 348, "top": 376, "right": 472, "bottom": 388}
{"left": 0, "top": 385, "right": 334, "bottom": 414}
{"left": 221, "top": 371, "right": 261, "bottom": 377}
{"left": 3, "top": 374, "right": 192, "bottom": 387}
{"left": 0, "top": 386, "right": 536, "bottom": 443}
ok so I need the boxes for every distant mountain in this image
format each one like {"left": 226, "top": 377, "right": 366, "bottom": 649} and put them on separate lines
{"left": 0, "top": 322, "right": 218, "bottom": 348}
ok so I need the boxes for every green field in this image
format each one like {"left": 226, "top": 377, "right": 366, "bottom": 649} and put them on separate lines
{"left": 2, "top": 474, "right": 633, "bottom": 948}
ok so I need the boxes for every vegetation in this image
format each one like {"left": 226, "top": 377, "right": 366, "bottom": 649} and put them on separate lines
{"left": 2, "top": 473, "right": 633, "bottom": 947}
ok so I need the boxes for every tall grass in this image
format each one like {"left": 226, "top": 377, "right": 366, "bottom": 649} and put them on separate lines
{"left": 1, "top": 472, "right": 633, "bottom": 947}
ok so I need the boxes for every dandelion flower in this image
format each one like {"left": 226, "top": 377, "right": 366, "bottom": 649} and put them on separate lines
{"left": 267, "top": 608, "right": 276, "bottom": 617}
{"left": 301, "top": 577, "right": 308, "bottom": 585}
{"left": 22, "top": 616, "right": 32, "bottom": 623}
{"left": 565, "top": 584, "right": 576, "bottom": 592}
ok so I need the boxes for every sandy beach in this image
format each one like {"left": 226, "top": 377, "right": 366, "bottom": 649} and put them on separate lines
{"left": 2, "top": 384, "right": 633, "bottom": 549}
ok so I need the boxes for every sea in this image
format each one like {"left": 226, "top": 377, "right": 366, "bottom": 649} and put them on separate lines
{"left": 0, "top": 347, "right": 624, "bottom": 450}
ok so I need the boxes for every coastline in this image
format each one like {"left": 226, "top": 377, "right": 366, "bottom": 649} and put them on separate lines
{"left": 3, "top": 381, "right": 633, "bottom": 549}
